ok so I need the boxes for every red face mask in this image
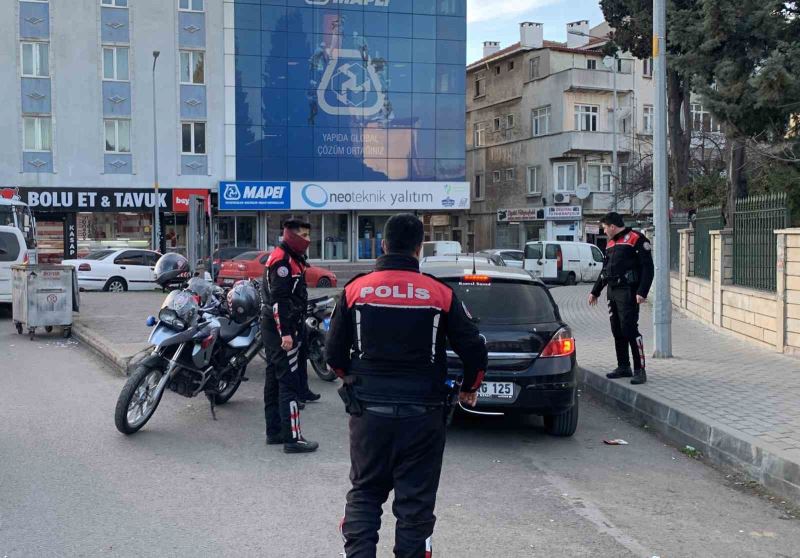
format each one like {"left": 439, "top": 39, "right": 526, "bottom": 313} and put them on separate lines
{"left": 283, "top": 228, "right": 311, "bottom": 255}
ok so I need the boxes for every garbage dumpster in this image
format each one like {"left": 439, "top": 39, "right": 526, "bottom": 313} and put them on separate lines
{"left": 12, "top": 265, "right": 77, "bottom": 339}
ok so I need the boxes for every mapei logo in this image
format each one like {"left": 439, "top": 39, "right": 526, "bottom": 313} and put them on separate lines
{"left": 223, "top": 184, "right": 241, "bottom": 201}
{"left": 306, "top": 0, "right": 389, "bottom": 6}
{"left": 318, "top": 49, "right": 385, "bottom": 116}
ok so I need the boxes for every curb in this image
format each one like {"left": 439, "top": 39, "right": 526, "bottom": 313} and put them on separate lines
{"left": 71, "top": 321, "right": 140, "bottom": 377}
{"left": 580, "top": 367, "right": 800, "bottom": 505}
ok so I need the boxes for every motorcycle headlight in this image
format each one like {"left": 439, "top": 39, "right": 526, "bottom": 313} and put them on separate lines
{"left": 159, "top": 308, "right": 177, "bottom": 324}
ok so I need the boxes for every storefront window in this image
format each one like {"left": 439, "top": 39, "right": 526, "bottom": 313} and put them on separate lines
{"left": 77, "top": 212, "right": 151, "bottom": 255}
{"left": 323, "top": 214, "right": 349, "bottom": 261}
{"left": 217, "top": 216, "right": 236, "bottom": 249}
{"left": 37, "top": 219, "right": 66, "bottom": 263}
{"left": 236, "top": 216, "right": 257, "bottom": 248}
{"left": 163, "top": 214, "right": 188, "bottom": 255}
{"left": 358, "top": 215, "right": 390, "bottom": 260}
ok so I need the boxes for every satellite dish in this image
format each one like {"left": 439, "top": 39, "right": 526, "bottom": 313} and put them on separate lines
{"left": 576, "top": 183, "right": 591, "bottom": 200}
{"left": 603, "top": 56, "right": 615, "bottom": 70}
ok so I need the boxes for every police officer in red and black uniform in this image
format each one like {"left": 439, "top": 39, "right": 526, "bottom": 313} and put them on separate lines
{"left": 326, "top": 214, "right": 488, "bottom": 558}
{"left": 589, "top": 212, "right": 654, "bottom": 385}
{"left": 261, "top": 219, "right": 319, "bottom": 453}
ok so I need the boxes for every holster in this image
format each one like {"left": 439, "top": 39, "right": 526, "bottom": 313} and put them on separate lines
{"left": 337, "top": 375, "right": 363, "bottom": 417}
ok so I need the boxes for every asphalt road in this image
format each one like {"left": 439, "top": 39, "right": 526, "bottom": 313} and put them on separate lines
{"left": 1, "top": 303, "right": 798, "bottom": 558}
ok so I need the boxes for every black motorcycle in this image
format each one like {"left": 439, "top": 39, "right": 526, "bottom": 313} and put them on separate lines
{"left": 305, "top": 296, "right": 337, "bottom": 381}
{"left": 114, "top": 279, "right": 262, "bottom": 434}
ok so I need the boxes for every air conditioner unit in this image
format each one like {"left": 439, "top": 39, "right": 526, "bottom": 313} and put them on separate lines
{"left": 553, "top": 193, "right": 570, "bottom": 204}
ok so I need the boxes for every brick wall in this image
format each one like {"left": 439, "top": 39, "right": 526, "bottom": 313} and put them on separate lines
{"left": 720, "top": 287, "right": 778, "bottom": 348}
{"left": 785, "top": 233, "right": 800, "bottom": 355}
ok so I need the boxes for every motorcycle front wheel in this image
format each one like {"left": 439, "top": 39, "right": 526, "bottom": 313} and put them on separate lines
{"left": 114, "top": 363, "right": 168, "bottom": 434}
{"left": 309, "top": 334, "right": 336, "bottom": 382}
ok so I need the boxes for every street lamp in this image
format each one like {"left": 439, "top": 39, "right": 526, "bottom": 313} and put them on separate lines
{"left": 652, "top": 0, "right": 673, "bottom": 357}
{"left": 151, "top": 50, "right": 160, "bottom": 253}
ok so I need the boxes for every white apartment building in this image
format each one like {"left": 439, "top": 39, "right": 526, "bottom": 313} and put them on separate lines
{"left": 465, "top": 20, "right": 656, "bottom": 251}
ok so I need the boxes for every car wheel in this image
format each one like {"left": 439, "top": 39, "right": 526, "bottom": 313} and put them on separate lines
{"left": 104, "top": 277, "right": 128, "bottom": 293}
{"left": 565, "top": 272, "right": 577, "bottom": 286}
{"left": 316, "top": 277, "right": 332, "bottom": 288}
{"left": 543, "top": 397, "right": 579, "bottom": 437}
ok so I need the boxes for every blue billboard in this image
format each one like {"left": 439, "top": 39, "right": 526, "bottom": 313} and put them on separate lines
{"left": 233, "top": 0, "right": 467, "bottom": 183}
{"left": 219, "top": 181, "right": 292, "bottom": 211}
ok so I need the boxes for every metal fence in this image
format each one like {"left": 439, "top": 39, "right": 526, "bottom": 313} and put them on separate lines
{"left": 670, "top": 214, "right": 689, "bottom": 271}
{"left": 692, "top": 206, "right": 725, "bottom": 279}
{"left": 733, "top": 193, "right": 789, "bottom": 292}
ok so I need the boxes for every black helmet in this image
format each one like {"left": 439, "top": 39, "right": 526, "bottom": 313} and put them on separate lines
{"left": 154, "top": 253, "right": 190, "bottom": 287}
{"left": 227, "top": 281, "right": 259, "bottom": 323}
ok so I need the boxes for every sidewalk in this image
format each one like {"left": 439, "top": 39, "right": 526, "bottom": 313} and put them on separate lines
{"left": 551, "top": 285, "right": 800, "bottom": 503}
{"left": 72, "top": 288, "right": 339, "bottom": 375}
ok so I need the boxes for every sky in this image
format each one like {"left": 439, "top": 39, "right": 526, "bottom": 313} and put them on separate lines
{"left": 466, "top": 0, "right": 606, "bottom": 64}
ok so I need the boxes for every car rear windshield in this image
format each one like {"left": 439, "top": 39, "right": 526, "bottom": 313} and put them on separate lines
{"left": 85, "top": 250, "right": 116, "bottom": 260}
{"left": 443, "top": 278, "right": 557, "bottom": 325}
{"left": 233, "top": 251, "right": 261, "bottom": 260}
{"left": 0, "top": 231, "right": 21, "bottom": 262}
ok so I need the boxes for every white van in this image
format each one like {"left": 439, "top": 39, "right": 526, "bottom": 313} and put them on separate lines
{"left": 422, "top": 241, "right": 462, "bottom": 257}
{"left": 0, "top": 226, "right": 28, "bottom": 304}
{"left": 0, "top": 197, "right": 37, "bottom": 264}
{"left": 524, "top": 240, "right": 605, "bottom": 285}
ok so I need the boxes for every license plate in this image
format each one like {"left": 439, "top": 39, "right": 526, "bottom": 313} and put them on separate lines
{"left": 477, "top": 382, "right": 514, "bottom": 399}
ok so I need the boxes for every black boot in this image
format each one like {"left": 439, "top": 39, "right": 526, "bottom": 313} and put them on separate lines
{"left": 266, "top": 433, "right": 285, "bottom": 445}
{"left": 606, "top": 366, "right": 633, "bottom": 379}
{"left": 631, "top": 369, "right": 647, "bottom": 385}
{"left": 284, "top": 437, "right": 319, "bottom": 454}
{"left": 301, "top": 391, "right": 321, "bottom": 402}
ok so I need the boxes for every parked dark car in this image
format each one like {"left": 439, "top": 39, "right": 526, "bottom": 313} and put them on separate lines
{"left": 421, "top": 262, "right": 579, "bottom": 436}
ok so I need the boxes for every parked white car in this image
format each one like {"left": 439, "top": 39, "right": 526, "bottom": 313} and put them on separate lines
{"left": 422, "top": 241, "right": 462, "bottom": 257}
{"left": 62, "top": 249, "right": 161, "bottom": 292}
{"left": 477, "top": 249, "right": 525, "bottom": 268}
{"left": 524, "top": 241, "right": 605, "bottom": 285}
{"left": 0, "top": 225, "right": 29, "bottom": 304}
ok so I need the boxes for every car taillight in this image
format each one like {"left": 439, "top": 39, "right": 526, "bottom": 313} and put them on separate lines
{"left": 541, "top": 327, "right": 575, "bottom": 358}
{"left": 78, "top": 263, "right": 91, "bottom": 271}
{"left": 556, "top": 247, "right": 563, "bottom": 272}
{"left": 22, "top": 252, "right": 29, "bottom": 265}
{"left": 237, "top": 263, "right": 247, "bottom": 271}
{"left": 463, "top": 274, "right": 491, "bottom": 283}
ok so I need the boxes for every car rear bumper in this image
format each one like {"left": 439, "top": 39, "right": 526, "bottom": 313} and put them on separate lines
{"left": 448, "top": 354, "right": 577, "bottom": 415}
{"left": 217, "top": 274, "right": 248, "bottom": 286}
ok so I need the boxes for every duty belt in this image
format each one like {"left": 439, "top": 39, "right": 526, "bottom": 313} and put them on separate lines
{"left": 364, "top": 404, "right": 440, "bottom": 417}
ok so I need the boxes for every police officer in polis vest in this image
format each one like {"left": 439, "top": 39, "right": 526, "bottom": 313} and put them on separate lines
{"left": 588, "top": 212, "right": 655, "bottom": 385}
{"left": 261, "top": 219, "right": 319, "bottom": 454}
{"left": 325, "top": 214, "right": 488, "bottom": 558}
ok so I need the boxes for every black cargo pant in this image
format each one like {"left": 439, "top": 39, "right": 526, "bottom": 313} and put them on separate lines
{"left": 343, "top": 407, "right": 446, "bottom": 558}
{"left": 608, "top": 285, "right": 645, "bottom": 371}
{"left": 262, "top": 320, "right": 304, "bottom": 441}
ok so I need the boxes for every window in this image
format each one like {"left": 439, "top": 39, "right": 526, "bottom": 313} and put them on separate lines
{"left": 492, "top": 170, "right": 501, "bottom": 183}
{"left": 114, "top": 251, "right": 147, "bottom": 266}
{"left": 23, "top": 116, "right": 52, "bottom": 151}
{"left": 525, "top": 243, "right": 542, "bottom": 259}
{"left": 473, "top": 174, "right": 484, "bottom": 200}
{"left": 591, "top": 246, "right": 605, "bottom": 262}
{"left": 545, "top": 244, "right": 560, "bottom": 260}
{"left": 182, "top": 122, "right": 206, "bottom": 154}
{"left": 21, "top": 42, "right": 49, "bottom": 78}
{"left": 532, "top": 106, "right": 551, "bottom": 137}
{"left": 473, "top": 122, "right": 486, "bottom": 147}
{"left": 493, "top": 117, "right": 501, "bottom": 131}
{"left": 0, "top": 232, "right": 22, "bottom": 263}
{"left": 180, "top": 50, "right": 205, "bottom": 84}
{"left": 504, "top": 168, "right": 515, "bottom": 181}
{"left": 474, "top": 75, "right": 485, "bottom": 97}
{"left": 103, "top": 46, "right": 129, "bottom": 81}
{"left": 691, "top": 103, "right": 721, "bottom": 133}
{"left": 102, "top": 0, "right": 128, "bottom": 6}
{"left": 643, "top": 105, "right": 654, "bottom": 134}
{"left": 575, "top": 104, "right": 599, "bottom": 131}
{"left": 179, "top": 0, "right": 204, "bottom": 11}
{"left": 494, "top": 65, "right": 500, "bottom": 75}
{"left": 104, "top": 119, "right": 130, "bottom": 153}
{"left": 529, "top": 57, "right": 540, "bottom": 79}
{"left": 506, "top": 114, "right": 515, "bottom": 129}
{"left": 643, "top": 57, "right": 653, "bottom": 77}
{"left": 508, "top": 61, "right": 515, "bottom": 71}
{"left": 527, "top": 166, "right": 541, "bottom": 194}
{"left": 587, "top": 59, "right": 597, "bottom": 70}
{"left": 587, "top": 164, "right": 613, "bottom": 192}
{"left": 554, "top": 163, "right": 577, "bottom": 192}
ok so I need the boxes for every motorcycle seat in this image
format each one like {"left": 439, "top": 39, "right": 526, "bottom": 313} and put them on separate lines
{"left": 219, "top": 318, "right": 251, "bottom": 342}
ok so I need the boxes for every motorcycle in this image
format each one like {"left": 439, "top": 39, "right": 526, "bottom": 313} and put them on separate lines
{"left": 256, "top": 296, "right": 337, "bottom": 382}
{"left": 114, "top": 279, "right": 262, "bottom": 435}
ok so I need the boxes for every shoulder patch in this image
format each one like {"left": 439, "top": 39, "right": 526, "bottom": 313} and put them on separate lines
{"left": 277, "top": 265, "right": 289, "bottom": 278}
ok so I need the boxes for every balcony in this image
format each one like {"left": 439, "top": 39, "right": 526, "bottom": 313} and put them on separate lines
{"left": 547, "top": 130, "right": 632, "bottom": 156}
{"left": 561, "top": 67, "right": 634, "bottom": 95}
{"left": 582, "top": 191, "right": 654, "bottom": 214}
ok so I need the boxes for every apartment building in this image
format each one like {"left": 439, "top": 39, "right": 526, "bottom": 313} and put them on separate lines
{"left": 465, "top": 20, "right": 656, "bottom": 251}
{"left": 0, "top": 0, "right": 225, "bottom": 261}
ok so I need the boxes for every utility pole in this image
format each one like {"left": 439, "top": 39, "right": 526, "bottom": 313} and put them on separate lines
{"left": 151, "top": 51, "right": 161, "bottom": 253}
{"left": 652, "top": 0, "right": 673, "bottom": 357}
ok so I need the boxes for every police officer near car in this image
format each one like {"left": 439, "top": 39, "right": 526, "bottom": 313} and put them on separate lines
{"left": 326, "top": 214, "right": 488, "bottom": 558}
{"left": 588, "top": 212, "right": 654, "bottom": 385}
{"left": 261, "top": 219, "right": 320, "bottom": 453}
